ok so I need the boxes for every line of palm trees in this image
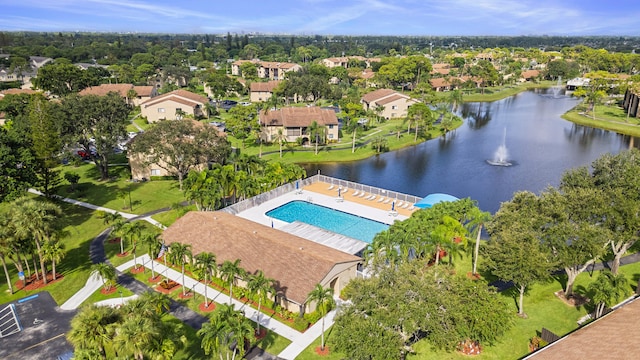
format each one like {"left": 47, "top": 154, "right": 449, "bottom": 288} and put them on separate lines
{"left": 0, "top": 197, "right": 67, "bottom": 294}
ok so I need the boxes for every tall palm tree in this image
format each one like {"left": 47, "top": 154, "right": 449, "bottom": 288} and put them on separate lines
{"left": 121, "top": 221, "right": 144, "bottom": 269}
{"left": 465, "top": 206, "right": 491, "bottom": 275}
{"left": 220, "top": 259, "right": 245, "bottom": 305}
{"left": 42, "top": 239, "right": 65, "bottom": 280}
{"left": 307, "top": 121, "right": 324, "bottom": 155}
{"left": 67, "top": 304, "right": 120, "bottom": 359}
{"left": 110, "top": 216, "right": 128, "bottom": 255}
{"left": 11, "top": 197, "right": 62, "bottom": 284}
{"left": 91, "top": 262, "right": 117, "bottom": 292}
{"left": 306, "top": 284, "right": 335, "bottom": 351}
{"left": 198, "top": 318, "right": 228, "bottom": 360}
{"left": 227, "top": 312, "right": 256, "bottom": 360}
{"left": 274, "top": 128, "right": 287, "bottom": 158}
{"left": 0, "top": 213, "right": 16, "bottom": 294}
{"left": 195, "top": 252, "right": 217, "bottom": 307}
{"left": 168, "top": 242, "right": 192, "bottom": 296}
{"left": 247, "top": 270, "right": 275, "bottom": 335}
{"left": 139, "top": 230, "right": 161, "bottom": 279}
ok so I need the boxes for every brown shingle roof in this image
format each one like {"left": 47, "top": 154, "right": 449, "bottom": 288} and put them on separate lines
{"left": 0, "top": 88, "right": 38, "bottom": 96}
{"left": 133, "top": 86, "right": 154, "bottom": 97}
{"left": 259, "top": 107, "right": 339, "bottom": 127}
{"left": 521, "top": 70, "right": 540, "bottom": 79}
{"left": 79, "top": 83, "right": 133, "bottom": 97}
{"left": 141, "top": 89, "right": 207, "bottom": 108}
{"left": 161, "top": 211, "right": 361, "bottom": 304}
{"left": 250, "top": 80, "right": 281, "bottom": 92}
{"left": 527, "top": 297, "right": 640, "bottom": 360}
{"left": 361, "top": 88, "right": 396, "bottom": 104}
{"left": 376, "top": 94, "right": 409, "bottom": 106}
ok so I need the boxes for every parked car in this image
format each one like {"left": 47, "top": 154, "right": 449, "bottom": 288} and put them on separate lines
{"left": 220, "top": 100, "right": 238, "bottom": 111}
{"left": 239, "top": 101, "right": 251, "bottom": 106}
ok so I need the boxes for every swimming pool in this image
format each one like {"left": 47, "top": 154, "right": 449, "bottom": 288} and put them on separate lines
{"left": 266, "top": 200, "right": 388, "bottom": 243}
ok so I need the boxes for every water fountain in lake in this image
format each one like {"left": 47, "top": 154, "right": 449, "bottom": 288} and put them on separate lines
{"left": 551, "top": 76, "right": 563, "bottom": 98}
{"left": 487, "top": 128, "right": 512, "bottom": 166}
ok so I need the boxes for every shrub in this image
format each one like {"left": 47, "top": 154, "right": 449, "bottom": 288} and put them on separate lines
{"left": 304, "top": 311, "right": 322, "bottom": 324}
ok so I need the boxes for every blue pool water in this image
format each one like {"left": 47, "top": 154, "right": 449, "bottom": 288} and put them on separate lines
{"left": 266, "top": 200, "right": 388, "bottom": 243}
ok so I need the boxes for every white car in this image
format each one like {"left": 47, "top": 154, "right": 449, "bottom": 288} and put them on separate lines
{"left": 240, "top": 102, "right": 251, "bottom": 106}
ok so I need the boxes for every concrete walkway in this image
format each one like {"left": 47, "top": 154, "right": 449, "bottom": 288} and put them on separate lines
{"left": 34, "top": 190, "right": 345, "bottom": 359}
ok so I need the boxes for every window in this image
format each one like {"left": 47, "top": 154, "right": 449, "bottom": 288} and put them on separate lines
{"left": 151, "top": 169, "right": 161, "bottom": 176}
{"left": 287, "top": 128, "right": 301, "bottom": 137}
{"left": 328, "top": 134, "right": 334, "bottom": 139}
{"left": 158, "top": 108, "right": 165, "bottom": 113}
{"left": 329, "top": 125, "right": 334, "bottom": 129}
{"left": 391, "top": 105, "right": 398, "bottom": 110}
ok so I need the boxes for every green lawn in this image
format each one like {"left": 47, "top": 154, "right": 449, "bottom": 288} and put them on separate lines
{"left": 297, "top": 259, "right": 640, "bottom": 360}
{"left": 462, "top": 81, "right": 555, "bottom": 102}
{"left": 55, "top": 161, "right": 185, "bottom": 215}
{"left": 230, "top": 118, "right": 463, "bottom": 164}
{"left": 563, "top": 105, "right": 640, "bottom": 138}
{"left": 0, "top": 202, "right": 107, "bottom": 305}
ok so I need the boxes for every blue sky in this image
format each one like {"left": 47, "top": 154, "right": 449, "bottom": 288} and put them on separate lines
{"left": 3, "top": 0, "right": 640, "bottom": 36}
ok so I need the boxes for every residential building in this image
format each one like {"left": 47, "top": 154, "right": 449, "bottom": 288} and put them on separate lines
{"left": 566, "top": 77, "right": 590, "bottom": 90}
{"left": 259, "top": 106, "right": 339, "bottom": 144}
{"left": 249, "top": 80, "right": 281, "bottom": 102}
{"left": 519, "top": 70, "right": 541, "bottom": 82}
{"left": 322, "top": 56, "right": 380, "bottom": 69}
{"left": 140, "top": 89, "right": 208, "bottom": 123}
{"left": 231, "top": 60, "right": 301, "bottom": 80}
{"left": 361, "top": 88, "right": 418, "bottom": 119}
{"left": 78, "top": 83, "right": 157, "bottom": 106}
{"left": 160, "top": 211, "right": 362, "bottom": 313}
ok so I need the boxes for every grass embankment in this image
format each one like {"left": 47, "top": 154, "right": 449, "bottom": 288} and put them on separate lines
{"left": 563, "top": 103, "right": 640, "bottom": 138}
{"left": 297, "top": 256, "right": 640, "bottom": 360}
{"left": 228, "top": 117, "right": 463, "bottom": 164}
{"left": 462, "top": 81, "right": 555, "bottom": 102}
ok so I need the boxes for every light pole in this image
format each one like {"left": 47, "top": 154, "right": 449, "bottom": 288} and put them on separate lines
{"left": 118, "top": 290, "right": 123, "bottom": 306}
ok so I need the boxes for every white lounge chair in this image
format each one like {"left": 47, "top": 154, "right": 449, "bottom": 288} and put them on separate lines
{"left": 352, "top": 191, "right": 360, "bottom": 197}
{"left": 402, "top": 203, "right": 410, "bottom": 209}
{"left": 408, "top": 205, "right": 416, "bottom": 211}
{"left": 383, "top": 198, "right": 391, "bottom": 204}
{"left": 342, "top": 188, "right": 349, "bottom": 195}
{"left": 396, "top": 201, "right": 404, "bottom": 207}
{"left": 359, "top": 192, "right": 367, "bottom": 198}
{"left": 369, "top": 195, "right": 376, "bottom": 201}
{"left": 327, "top": 184, "right": 334, "bottom": 190}
{"left": 377, "top": 197, "right": 385, "bottom": 203}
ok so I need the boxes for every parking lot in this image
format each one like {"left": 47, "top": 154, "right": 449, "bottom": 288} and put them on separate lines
{"left": 0, "top": 292, "right": 76, "bottom": 360}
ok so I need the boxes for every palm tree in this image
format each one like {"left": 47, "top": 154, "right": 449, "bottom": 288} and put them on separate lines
{"left": 114, "top": 314, "right": 162, "bottom": 360}
{"left": 307, "top": 121, "right": 324, "bottom": 155}
{"left": 220, "top": 259, "right": 245, "bottom": 305}
{"left": 0, "top": 214, "right": 16, "bottom": 294}
{"left": 67, "top": 304, "right": 120, "bottom": 359}
{"left": 139, "top": 230, "right": 161, "bottom": 279}
{"left": 306, "top": 284, "right": 335, "bottom": 351}
{"left": 198, "top": 318, "right": 228, "bottom": 359}
{"left": 121, "top": 221, "right": 144, "bottom": 269}
{"left": 110, "top": 216, "right": 128, "bottom": 255}
{"left": 195, "top": 252, "right": 217, "bottom": 307}
{"left": 42, "top": 239, "right": 65, "bottom": 280}
{"left": 137, "top": 290, "right": 172, "bottom": 315}
{"left": 588, "top": 270, "right": 630, "bottom": 318}
{"left": 168, "top": 242, "right": 193, "bottom": 296}
{"left": 11, "top": 197, "right": 62, "bottom": 285}
{"left": 274, "top": 128, "right": 287, "bottom": 158}
{"left": 227, "top": 312, "right": 256, "bottom": 360}
{"left": 247, "top": 270, "right": 275, "bottom": 335}
{"left": 91, "top": 263, "right": 117, "bottom": 292}
{"left": 465, "top": 206, "right": 491, "bottom": 276}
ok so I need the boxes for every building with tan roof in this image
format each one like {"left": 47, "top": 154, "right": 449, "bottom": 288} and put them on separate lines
{"left": 361, "top": 88, "right": 418, "bottom": 119}
{"left": 140, "top": 89, "right": 209, "bottom": 123}
{"left": 231, "top": 60, "right": 301, "bottom": 80}
{"left": 249, "top": 80, "right": 281, "bottom": 102}
{"left": 259, "top": 106, "right": 339, "bottom": 144}
{"left": 161, "top": 211, "right": 362, "bottom": 313}
{"left": 79, "top": 83, "right": 158, "bottom": 106}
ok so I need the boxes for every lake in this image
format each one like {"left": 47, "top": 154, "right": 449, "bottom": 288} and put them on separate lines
{"left": 303, "top": 89, "right": 637, "bottom": 213}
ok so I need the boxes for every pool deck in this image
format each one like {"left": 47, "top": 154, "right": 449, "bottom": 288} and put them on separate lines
{"left": 237, "top": 182, "right": 410, "bottom": 225}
